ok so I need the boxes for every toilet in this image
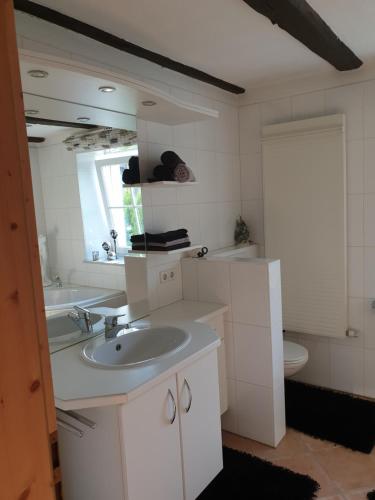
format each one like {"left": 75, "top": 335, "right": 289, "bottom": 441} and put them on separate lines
{"left": 283, "top": 340, "right": 309, "bottom": 377}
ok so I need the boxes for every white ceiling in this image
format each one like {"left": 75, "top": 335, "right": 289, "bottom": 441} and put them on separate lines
{"left": 30, "top": 0, "right": 375, "bottom": 88}
{"left": 26, "top": 124, "right": 72, "bottom": 138}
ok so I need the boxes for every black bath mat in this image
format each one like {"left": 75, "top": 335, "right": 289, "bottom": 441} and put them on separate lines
{"left": 198, "top": 447, "right": 319, "bottom": 500}
{"left": 285, "top": 379, "right": 375, "bottom": 454}
{"left": 368, "top": 491, "right": 375, "bottom": 499}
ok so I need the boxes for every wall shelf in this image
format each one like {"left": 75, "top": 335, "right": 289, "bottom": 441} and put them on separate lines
{"left": 127, "top": 244, "right": 202, "bottom": 256}
{"left": 124, "top": 181, "right": 198, "bottom": 188}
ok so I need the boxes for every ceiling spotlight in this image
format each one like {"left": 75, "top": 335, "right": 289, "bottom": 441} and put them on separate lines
{"left": 25, "top": 109, "right": 39, "bottom": 115}
{"left": 28, "top": 69, "right": 49, "bottom": 78}
{"left": 98, "top": 86, "right": 116, "bottom": 93}
{"left": 77, "top": 117, "right": 91, "bottom": 122}
{"left": 142, "top": 100, "right": 157, "bottom": 107}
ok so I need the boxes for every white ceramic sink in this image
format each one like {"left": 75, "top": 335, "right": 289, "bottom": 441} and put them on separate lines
{"left": 81, "top": 326, "right": 191, "bottom": 368}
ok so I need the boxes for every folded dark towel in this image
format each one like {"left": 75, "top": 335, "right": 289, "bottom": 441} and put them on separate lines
{"left": 131, "top": 229, "right": 188, "bottom": 244}
{"left": 122, "top": 156, "right": 140, "bottom": 185}
{"left": 132, "top": 241, "right": 191, "bottom": 252}
{"left": 132, "top": 237, "right": 190, "bottom": 249}
{"left": 173, "top": 163, "right": 190, "bottom": 182}
{"left": 153, "top": 164, "right": 175, "bottom": 181}
{"left": 161, "top": 151, "right": 184, "bottom": 169}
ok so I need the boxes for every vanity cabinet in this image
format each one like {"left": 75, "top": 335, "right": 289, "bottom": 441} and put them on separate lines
{"left": 58, "top": 349, "right": 222, "bottom": 500}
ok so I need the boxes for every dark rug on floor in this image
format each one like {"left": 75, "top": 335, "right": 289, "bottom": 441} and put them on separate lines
{"left": 285, "top": 379, "right": 375, "bottom": 454}
{"left": 368, "top": 491, "right": 375, "bottom": 500}
{"left": 197, "top": 447, "right": 319, "bottom": 500}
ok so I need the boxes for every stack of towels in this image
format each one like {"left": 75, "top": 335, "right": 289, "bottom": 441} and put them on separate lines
{"left": 150, "top": 151, "right": 195, "bottom": 183}
{"left": 130, "top": 229, "right": 190, "bottom": 252}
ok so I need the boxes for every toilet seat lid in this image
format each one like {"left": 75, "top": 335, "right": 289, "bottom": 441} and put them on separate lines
{"left": 284, "top": 341, "right": 308, "bottom": 364}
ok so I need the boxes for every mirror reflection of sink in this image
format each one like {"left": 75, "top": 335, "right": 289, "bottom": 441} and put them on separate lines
{"left": 81, "top": 326, "right": 191, "bottom": 369}
{"left": 47, "top": 313, "right": 103, "bottom": 342}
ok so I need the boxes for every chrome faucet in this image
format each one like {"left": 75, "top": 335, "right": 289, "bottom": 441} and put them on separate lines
{"left": 54, "top": 275, "right": 63, "bottom": 288}
{"left": 68, "top": 306, "right": 93, "bottom": 334}
{"left": 104, "top": 313, "right": 129, "bottom": 340}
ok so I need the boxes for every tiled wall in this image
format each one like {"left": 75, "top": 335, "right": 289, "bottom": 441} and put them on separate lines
{"left": 182, "top": 257, "right": 285, "bottom": 447}
{"left": 239, "top": 81, "right": 375, "bottom": 398}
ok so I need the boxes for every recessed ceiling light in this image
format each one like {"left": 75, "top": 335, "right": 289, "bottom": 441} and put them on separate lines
{"left": 142, "top": 100, "right": 157, "bottom": 106}
{"left": 28, "top": 69, "right": 49, "bottom": 78}
{"left": 25, "top": 109, "right": 39, "bottom": 115}
{"left": 77, "top": 117, "right": 91, "bottom": 122}
{"left": 98, "top": 86, "right": 116, "bottom": 93}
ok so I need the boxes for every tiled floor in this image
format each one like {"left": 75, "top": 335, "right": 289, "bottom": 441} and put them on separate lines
{"left": 222, "top": 428, "right": 375, "bottom": 499}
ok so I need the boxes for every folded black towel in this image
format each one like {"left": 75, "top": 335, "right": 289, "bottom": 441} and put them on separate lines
{"left": 161, "top": 151, "right": 184, "bottom": 169}
{"left": 122, "top": 156, "right": 140, "bottom": 185}
{"left": 132, "top": 237, "right": 190, "bottom": 249}
{"left": 153, "top": 164, "right": 175, "bottom": 181}
{"left": 132, "top": 241, "right": 191, "bottom": 252}
{"left": 131, "top": 229, "right": 188, "bottom": 244}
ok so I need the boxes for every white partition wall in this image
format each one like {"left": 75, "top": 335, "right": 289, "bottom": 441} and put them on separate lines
{"left": 182, "top": 257, "right": 285, "bottom": 447}
{"left": 262, "top": 114, "right": 347, "bottom": 338}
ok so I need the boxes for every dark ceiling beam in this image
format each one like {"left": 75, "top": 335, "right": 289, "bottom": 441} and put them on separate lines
{"left": 242, "top": 0, "right": 362, "bottom": 71}
{"left": 25, "top": 116, "right": 97, "bottom": 129}
{"left": 14, "top": 0, "right": 245, "bottom": 95}
{"left": 27, "top": 136, "right": 45, "bottom": 143}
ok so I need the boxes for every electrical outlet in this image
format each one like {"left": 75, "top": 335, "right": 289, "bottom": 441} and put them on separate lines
{"left": 159, "top": 267, "right": 177, "bottom": 284}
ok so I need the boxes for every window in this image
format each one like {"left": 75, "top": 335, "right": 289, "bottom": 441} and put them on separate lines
{"left": 96, "top": 153, "right": 143, "bottom": 253}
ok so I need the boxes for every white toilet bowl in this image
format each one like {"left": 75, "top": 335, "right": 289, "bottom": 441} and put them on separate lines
{"left": 283, "top": 340, "right": 309, "bottom": 377}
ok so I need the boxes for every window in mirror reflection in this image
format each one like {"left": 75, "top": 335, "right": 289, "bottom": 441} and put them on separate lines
{"left": 77, "top": 146, "right": 143, "bottom": 260}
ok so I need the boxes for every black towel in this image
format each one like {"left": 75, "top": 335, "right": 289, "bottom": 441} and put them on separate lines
{"left": 153, "top": 164, "right": 175, "bottom": 181}
{"left": 131, "top": 229, "right": 188, "bottom": 244}
{"left": 122, "top": 156, "right": 140, "bottom": 185}
{"left": 132, "top": 241, "right": 191, "bottom": 252}
{"left": 160, "top": 151, "right": 184, "bottom": 169}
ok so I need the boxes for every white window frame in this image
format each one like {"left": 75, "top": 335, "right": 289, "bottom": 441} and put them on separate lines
{"left": 95, "top": 156, "right": 143, "bottom": 253}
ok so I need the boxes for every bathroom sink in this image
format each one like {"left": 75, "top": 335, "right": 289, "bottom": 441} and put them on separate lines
{"left": 47, "top": 313, "right": 103, "bottom": 341}
{"left": 81, "top": 326, "right": 191, "bottom": 368}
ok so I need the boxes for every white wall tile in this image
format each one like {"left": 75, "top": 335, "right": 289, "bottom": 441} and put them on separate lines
{"left": 181, "top": 259, "right": 198, "bottom": 301}
{"left": 325, "top": 84, "right": 364, "bottom": 141}
{"left": 364, "top": 298, "right": 375, "bottom": 349}
{"left": 197, "top": 260, "right": 231, "bottom": 317}
{"left": 364, "top": 349, "right": 375, "bottom": 398}
{"left": 241, "top": 199, "right": 264, "bottom": 245}
{"left": 347, "top": 140, "right": 364, "bottom": 194}
{"left": 239, "top": 104, "right": 261, "bottom": 154}
{"left": 290, "top": 336, "right": 331, "bottom": 388}
{"left": 230, "top": 260, "right": 270, "bottom": 326}
{"left": 364, "top": 194, "right": 375, "bottom": 245}
{"left": 364, "top": 138, "right": 375, "bottom": 193}
{"left": 348, "top": 247, "right": 364, "bottom": 298}
{"left": 146, "top": 121, "right": 173, "bottom": 145}
{"left": 330, "top": 344, "right": 364, "bottom": 395}
{"left": 236, "top": 381, "right": 275, "bottom": 446}
{"left": 291, "top": 91, "right": 325, "bottom": 121}
{"left": 364, "top": 81, "right": 375, "bottom": 139}
{"left": 261, "top": 98, "right": 292, "bottom": 126}
{"left": 233, "top": 323, "right": 273, "bottom": 387}
{"left": 221, "top": 378, "right": 237, "bottom": 433}
{"left": 224, "top": 321, "right": 235, "bottom": 379}
{"left": 198, "top": 203, "right": 220, "bottom": 250}
{"left": 240, "top": 152, "right": 262, "bottom": 201}
{"left": 364, "top": 247, "right": 375, "bottom": 298}
{"left": 348, "top": 194, "right": 364, "bottom": 246}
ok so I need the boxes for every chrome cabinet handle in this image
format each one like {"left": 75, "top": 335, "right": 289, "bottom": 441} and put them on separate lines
{"left": 168, "top": 389, "right": 177, "bottom": 424}
{"left": 183, "top": 378, "right": 193, "bottom": 413}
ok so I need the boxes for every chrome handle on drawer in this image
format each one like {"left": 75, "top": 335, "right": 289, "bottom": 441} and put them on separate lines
{"left": 168, "top": 389, "right": 177, "bottom": 424}
{"left": 183, "top": 378, "right": 193, "bottom": 413}
{"left": 57, "top": 417, "right": 84, "bottom": 438}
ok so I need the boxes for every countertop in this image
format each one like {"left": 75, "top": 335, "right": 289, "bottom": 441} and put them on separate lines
{"left": 51, "top": 300, "right": 228, "bottom": 410}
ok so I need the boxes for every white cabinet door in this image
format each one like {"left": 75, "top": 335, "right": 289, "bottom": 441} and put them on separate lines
{"left": 119, "top": 375, "right": 184, "bottom": 500}
{"left": 177, "top": 350, "right": 223, "bottom": 500}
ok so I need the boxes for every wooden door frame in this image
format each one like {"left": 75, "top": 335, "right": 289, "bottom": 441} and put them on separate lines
{"left": 0, "top": 1, "right": 56, "bottom": 498}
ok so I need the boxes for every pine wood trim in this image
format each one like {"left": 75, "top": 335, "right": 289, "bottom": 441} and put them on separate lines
{"left": 0, "top": 1, "right": 56, "bottom": 497}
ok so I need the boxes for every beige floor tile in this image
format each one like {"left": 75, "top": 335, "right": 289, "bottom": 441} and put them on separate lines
{"left": 344, "top": 489, "right": 373, "bottom": 499}
{"left": 314, "top": 447, "right": 375, "bottom": 492}
{"left": 272, "top": 454, "right": 339, "bottom": 498}
{"left": 299, "top": 432, "right": 341, "bottom": 452}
